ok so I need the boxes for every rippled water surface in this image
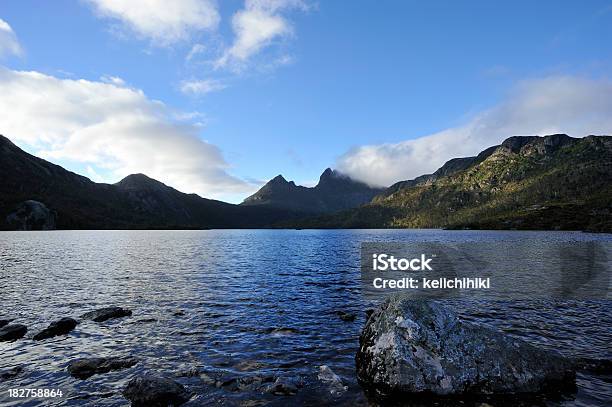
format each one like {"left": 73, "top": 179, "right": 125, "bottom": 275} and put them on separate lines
{"left": 0, "top": 230, "right": 610, "bottom": 406}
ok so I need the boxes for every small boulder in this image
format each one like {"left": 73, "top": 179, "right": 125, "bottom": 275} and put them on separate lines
{"left": 33, "top": 317, "right": 78, "bottom": 340}
{"left": 318, "top": 365, "right": 348, "bottom": 396}
{"left": 123, "top": 373, "right": 192, "bottom": 406}
{"left": 336, "top": 311, "right": 356, "bottom": 322}
{"left": 0, "top": 366, "right": 23, "bottom": 381}
{"left": 0, "top": 324, "right": 27, "bottom": 341}
{"left": 356, "top": 295, "right": 575, "bottom": 398}
{"left": 81, "top": 307, "right": 132, "bottom": 322}
{"left": 266, "top": 377, "right": 299, "bottom": 396}
{"left": 67, "top": 356, "right": 138, "bottom": 379}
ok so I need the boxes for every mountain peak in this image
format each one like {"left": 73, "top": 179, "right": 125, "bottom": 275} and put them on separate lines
{"left": 499, "top": 134, "right": 573, "bottom": 154}
{"left": 115, "top": 173, "right": 168, "bottom": 191}
{"left": 242, "top": 167, "right": 384, "bottom": 213}
{"left": 320, "top": 167, "right": 334, "bottom": 177}
{"left": 269, "top": 174, "right": 289, "bottom": 184}
{"left": 317, "top": 168, "right": 340, "bottom": 184}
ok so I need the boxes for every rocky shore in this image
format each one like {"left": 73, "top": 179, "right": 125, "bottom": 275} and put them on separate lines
{"left": 1, "top": 298, "right": 609, "bottom": 406}
{"left": 0, "top": 305, "right": 350, "bottom": 406}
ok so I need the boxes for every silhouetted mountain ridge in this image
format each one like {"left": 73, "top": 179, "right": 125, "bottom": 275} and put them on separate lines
{"left": 0, "top": 135, "right": 299, "bottom": 229}
{"left": 241, "top": 168, "right": 385, "bottom": 213}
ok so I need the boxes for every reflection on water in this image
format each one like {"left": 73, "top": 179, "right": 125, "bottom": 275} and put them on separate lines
{"left": 0, "top": 230, "right": 610, "bottom": 406}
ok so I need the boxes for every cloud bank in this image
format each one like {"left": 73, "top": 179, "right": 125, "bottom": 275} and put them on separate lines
{"left": 337, "top": 76, "right": 612, "bottom": 187}
{"left": 0, "top": 67, "right": 255, "bottom": 199}
{"left": 86, "top": 0, "right": 220, "bottom": 45}
{"left": 0, "top": 18, "right": 22, "bottom": 57}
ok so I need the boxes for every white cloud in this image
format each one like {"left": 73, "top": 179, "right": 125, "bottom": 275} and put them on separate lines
{"left": 216, "top": 0, "right": 307, "bottom": 69}
{"left": 0, "top": 18, "right": 22, "bottom": 57}
{"left": 86, "top": 0, "right": 220, "bottom": 45}
{"left": 100, "top": 75, "right": 126, "bottom": 86}
{"left": 0, "top": 66, "right": 256, "bottom": 199}
{"left": 186, "top": 43, "right": 207, "bottom": 61}
{"left": 180, "top": 78, "right": 226, "bottom": 95}
{"left": 337, "top": 76, "right": 612, "bottom": 187}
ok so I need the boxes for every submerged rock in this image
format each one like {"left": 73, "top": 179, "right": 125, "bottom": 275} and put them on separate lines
{"left": 318, "top": 365, "right": 348, "bottom": 396}
{"left": 6, "top": 200, "right": 56, "bottom": 230}
{"left": 356, "top": 295, "right": 575, "bottom": 398}
{"left": 336, "top": 311, "right": 356, "bottom": 322}
{"left": 0, "top": 366, "right": 23, "bottom": 381}
{"left": 0, "top": 324, "right": 27, "bottom": 341}
{"left": 67, "top": 356, "right": 138, "bottom": 379}
{"left": 220, "top": 374, "right": 275, "bottom": 392}
{"left": 264, "top": 327, "right": 300, "bottom": 336}
{"left": 176, "top": 366, "right": 200, "bottom": 378}
{"left": 0, "top": 319, "right": 12, "bottom": 328}
{"left": 33, "top": 317, "right": 78, "bottom": 340}
{"left": 265, "top": 376, "right": 299, "bottom": 396}
{"left": 123, "top": 373, "right": 192, "bottom": 406}
{"left": 81, "top": 307, "right": 132, "bottom": 322}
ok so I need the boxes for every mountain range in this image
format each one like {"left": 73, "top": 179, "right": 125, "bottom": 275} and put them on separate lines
{"left": 1, "top": 133, "right": 610, "bottom": 231}
{"left": 0, "top": 135, "right": 300, "bottom": 229}
{"left": 294, "top": 134, "right": 612, "bottom": 232}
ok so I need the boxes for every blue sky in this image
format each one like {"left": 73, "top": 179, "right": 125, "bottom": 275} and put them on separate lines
{"left": 1, "top": 1, "right": 611, "bottom": 202}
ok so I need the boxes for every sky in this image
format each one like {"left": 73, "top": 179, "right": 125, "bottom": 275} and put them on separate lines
{"left": 0, "top": 0, "right": 611, "bottom": 203}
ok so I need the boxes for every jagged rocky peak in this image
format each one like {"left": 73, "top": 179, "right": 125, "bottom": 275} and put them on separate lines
{"left": 115, "top": 173, "right": 169, "bottom": 191}
{"left": 316, "top": 168, "right": 343, "bottom": 187}
{"left": 498, "top": 134, "right": 574, "bottom": 155}
{"left": 316, "top": 168, "right": 375, "bottom": 190}
{"left": 269, "top": 174, "right": 287, "bottom": 184}
{"left": 268, "top": 174, "right": 296, "bottom": 186}
{"left": 242, "top": 167, "right": 385, "bottom": 213}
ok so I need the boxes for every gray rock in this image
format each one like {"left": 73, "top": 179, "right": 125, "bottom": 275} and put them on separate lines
{"left": 81, "top": 306, "right": 132, "bottom": 322}
{"left": 6, "top": 200, "right": 56, "bottom": 230}
{"left": 221, "top": 374, "right": 275, "bottom": 392}
{"left": 123, "top": 373, "right": 192, "bottom": 406}
{"left": 318, "top": 365, "right": 347, "bottom": 396}
{"left": 176, "top": 366, "right": 200, "bottom": 378}
{"left": 67, "top": 356, "right": 138, "bottom": 379}
{"left": 265, "top": 376, "right": 299, "bottom": 396}
{"left": 0, "top": 324, "right": 27, "bottom": 341}
{"left": 33, "top": 317, "right": 78, "bottom": 340}
{"left": 356, "top": 296, "right": 575, "bottom": 398}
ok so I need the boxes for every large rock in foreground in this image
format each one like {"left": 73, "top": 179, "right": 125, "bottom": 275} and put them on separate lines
{"left": 123, "top": 374, "right": 192, "bottom": 406}
{"left": 356, "top": 296, "right": 575, "bottom": 398}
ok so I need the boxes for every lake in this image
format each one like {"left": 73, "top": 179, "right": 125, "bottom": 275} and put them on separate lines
{"left": 0, "top": 230, "right": 610, "bottom": 406}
